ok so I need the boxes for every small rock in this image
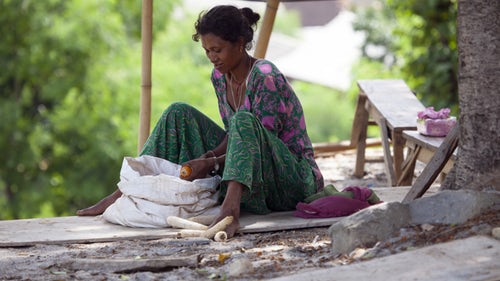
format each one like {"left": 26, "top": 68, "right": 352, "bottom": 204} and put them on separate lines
{"left": 420, "top": 223, "right": 435, "bottom": 232}
{"left": 492, "top": 227, "right": 500, "bottom": 239}
{"left": 228, "top": 257, "right": 253, "bottom": 277}
{"left": 349, "top": 248, "right": 367, "bottom": 259}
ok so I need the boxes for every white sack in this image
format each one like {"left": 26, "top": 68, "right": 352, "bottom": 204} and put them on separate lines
{"left": 103, "top": 155, "right": 221, "bottom": 228}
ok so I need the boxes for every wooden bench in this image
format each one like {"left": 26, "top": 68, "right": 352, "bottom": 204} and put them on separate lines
{"left": 398, "top": 130, "right": 458, "bottom": 186}
{"left": 350, "top": 79, "right": 426, "bottom": 186}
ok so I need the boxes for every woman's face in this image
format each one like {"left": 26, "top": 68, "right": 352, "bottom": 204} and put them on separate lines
{"left": 201, "top": 33, "right": 241, "bottom": 74}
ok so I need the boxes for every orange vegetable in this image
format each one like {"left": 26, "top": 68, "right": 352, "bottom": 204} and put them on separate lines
{"left": 180, "top": 165, "right": 192, "bottom": 179}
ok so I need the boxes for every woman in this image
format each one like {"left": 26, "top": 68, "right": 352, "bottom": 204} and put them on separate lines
{"left": 77, "top": 5, "right": 324, "bottom": 238}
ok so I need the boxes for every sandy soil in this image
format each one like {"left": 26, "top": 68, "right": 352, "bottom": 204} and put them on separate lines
{"left": 1, "top": 148, "right": 498, "bottom": 281}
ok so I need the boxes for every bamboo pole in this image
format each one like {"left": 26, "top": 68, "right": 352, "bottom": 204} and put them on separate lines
{"left": 138, "top": 0, "right": 153, "bottom": 154}
{"left": 254, "top": 0, "right": 280, "bottom": 59}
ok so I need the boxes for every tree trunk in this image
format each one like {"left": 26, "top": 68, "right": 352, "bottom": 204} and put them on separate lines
{"left": 443, "top": 0, "right": 500, "bottom": 191}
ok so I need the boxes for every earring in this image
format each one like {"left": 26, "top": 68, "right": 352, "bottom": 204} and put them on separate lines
{"left": 240, "top": 46, "right": 243, "bottom": 53}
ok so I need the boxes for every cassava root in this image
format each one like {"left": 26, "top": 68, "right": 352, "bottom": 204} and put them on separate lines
{"left": 168, "top": 215, "right": 234, "bottom": 242}
{"left": 167, "top": 216, "right": 208, "bottom": 230}
{"left": 203, "top": 216, "right": 233, "bottom": 239}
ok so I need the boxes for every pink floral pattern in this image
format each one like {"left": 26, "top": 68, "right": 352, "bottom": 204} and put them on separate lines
{"left": 211, "top": 59, "right": 323, "bottom": 189}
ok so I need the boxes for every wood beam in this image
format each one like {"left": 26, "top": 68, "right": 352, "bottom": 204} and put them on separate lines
{"left": 254, "top": 0, "right": 280, "bottom": 58}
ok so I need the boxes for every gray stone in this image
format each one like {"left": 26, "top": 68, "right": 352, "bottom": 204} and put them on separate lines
{"left": 328, "top": 202, "right": 410, "bottom": 255}
{"left": 492, "top": 227, "right": 500, "bottom": 240}
{"left": 327, "top": 190, "right": 500, "bottom": 255}
{"left": 270, "top": 236, "right": 500, "bottom": 281}
{"left": 409, "top": 190, "right": 500, "bottom": 225}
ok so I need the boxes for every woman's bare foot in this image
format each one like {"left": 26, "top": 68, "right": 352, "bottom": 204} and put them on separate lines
{"left": 76, "top": 189, "right": 122, "bottom": 216}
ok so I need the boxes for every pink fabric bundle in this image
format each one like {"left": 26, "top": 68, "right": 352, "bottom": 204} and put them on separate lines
{"left": 417, "top": 107, "right": 451, "bottom": 120}
{"left": 416, "top": 106, "right": 456, "bottom": 137}
{"left": 294, "top": 186, "right": 380, "bottom": 219}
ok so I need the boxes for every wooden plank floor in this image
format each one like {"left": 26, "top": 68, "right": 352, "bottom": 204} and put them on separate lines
{"left": 0, "top": 186, "right": 436, "bottom": 247}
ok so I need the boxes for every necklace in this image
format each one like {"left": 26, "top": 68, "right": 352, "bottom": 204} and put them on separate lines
{"left": 229, "top": 77, "right": 244, "bottom": 111}
{"left": 229, "top": 57, "right": 252, "bottom": 111}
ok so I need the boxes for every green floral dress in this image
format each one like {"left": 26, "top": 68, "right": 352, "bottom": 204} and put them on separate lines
{"left": 141, "top": 59, "right": 323, "bottom": 214}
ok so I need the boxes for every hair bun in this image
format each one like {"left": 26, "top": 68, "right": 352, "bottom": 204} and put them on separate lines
{"left": 240, "top": 7, "right": 260, "bottom": 27}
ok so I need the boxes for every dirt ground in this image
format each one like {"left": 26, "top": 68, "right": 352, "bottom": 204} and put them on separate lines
{"left": 1, "top": 148, "right": 498, "bottom": 281}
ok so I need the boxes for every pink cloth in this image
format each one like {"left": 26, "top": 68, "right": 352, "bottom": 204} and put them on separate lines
{"left": 417, "top": 107, "right": 451, "bottom": 119}
{"left": 294, "top": 186, "right": 378, "bottom": 219}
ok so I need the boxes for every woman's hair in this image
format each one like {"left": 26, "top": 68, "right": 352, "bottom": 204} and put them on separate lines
{"left": 192, "top": 5, "right": 260, "bottom": 50}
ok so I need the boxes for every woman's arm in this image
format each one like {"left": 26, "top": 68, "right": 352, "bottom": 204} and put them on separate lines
{"left": 201, "top": 134, "right": 228, "bottom": 158}
{"left": 181, "top": 135, "right": 228, "bottom": 181}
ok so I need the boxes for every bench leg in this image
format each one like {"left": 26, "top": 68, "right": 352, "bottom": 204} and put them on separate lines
{"left": 379, "top": 118, "right": 397, "bottom": 186}
{"left": 354, "top": 134, "right": 367, "bottom": 178}
{"left": 438, "top": 172, "right": 448, "bottom": 184}
{"left": 403, "top": 124, "right": 459, "bottom": 203}
{"left": 352, "top": 95, "right": 369, "bottom": 178}
{"left": 397, "top": 146, "right": 420, "bottom": 186}
{"left": 392, "top": 130, "right": 407, "bottom": 183}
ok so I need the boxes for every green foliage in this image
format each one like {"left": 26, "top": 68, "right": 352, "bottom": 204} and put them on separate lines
{"left": 273, "top": 8, "right": 301, "bottom": 37}
{"left": 293, "top": 82, "right": 354, "bottom": 142}
{"left": 113, "top": 0, "right": 178, "bottom": 40}
{"left": 352, "top": 0, "right": 458, "bottom": 115}
{"left": 150, "top": 10, "right": 219, "bottom": 125}
{"left": 0, "top": 0, "right": 179, "bottom": 219}
{"left": 0, "top": 0, "right": 91, "bottom": 219}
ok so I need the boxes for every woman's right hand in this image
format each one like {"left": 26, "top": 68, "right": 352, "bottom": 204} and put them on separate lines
{"left": 179, "top": 158, "right": 213, "bottom": 181}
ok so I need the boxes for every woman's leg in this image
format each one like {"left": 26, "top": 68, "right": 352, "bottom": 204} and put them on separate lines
{"left": 140, "top": 102, "right": 226, "bottom": 162}
{"left": 76, "top": 189, "right": 122, "bottom": 216}
{"left": 77, "top": 102, "right": 225, "bottom": 216}
{"left": 221, "top": 111, "right": 317, "bottom": 215}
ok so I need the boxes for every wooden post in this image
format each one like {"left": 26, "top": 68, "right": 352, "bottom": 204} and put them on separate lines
{"left": 138, "top": 0, "right": 153, "bottom": 154}
{"left": 254, "top": 0, "right": 280, "bottom": 59}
